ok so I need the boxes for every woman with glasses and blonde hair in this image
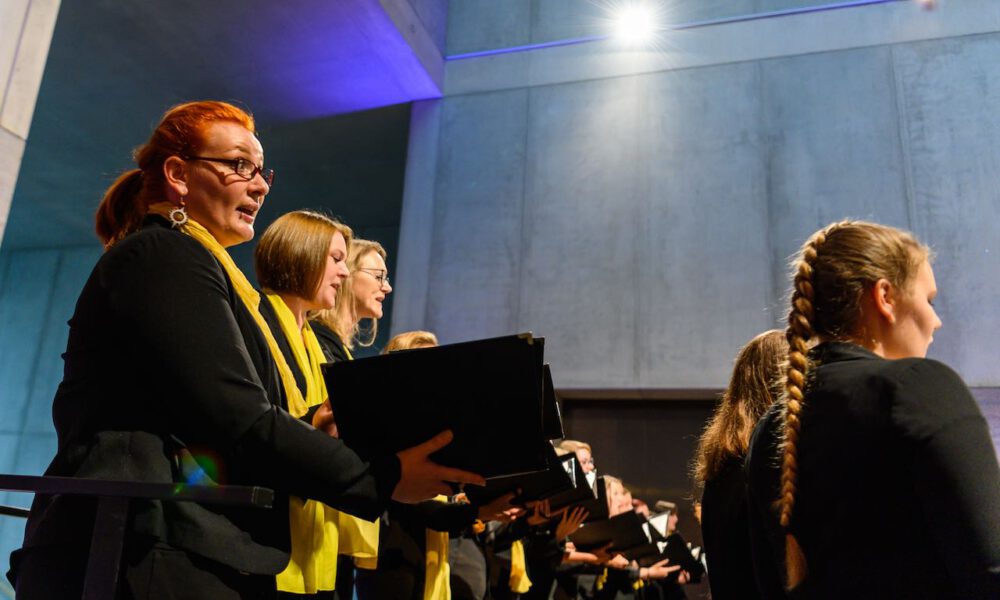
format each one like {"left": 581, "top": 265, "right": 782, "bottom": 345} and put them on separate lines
{"left": 9, "top": 101, "right": 483, "bottom": 598}
{"left": 305, "top": 237, "right": 394, "bottom": 598}
{"left": 746, "top": 220, "right": 1000, "bottom": 598}
{"left": 312, "top": 238, "right": 392, "bottom": 361}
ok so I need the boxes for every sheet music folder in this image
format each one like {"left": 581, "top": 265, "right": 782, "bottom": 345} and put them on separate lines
{"left": 323, "top": 333, "right": 548, "bottom": 479}
{"left": 568, "top": 510, "right": 648, "bottom": 552}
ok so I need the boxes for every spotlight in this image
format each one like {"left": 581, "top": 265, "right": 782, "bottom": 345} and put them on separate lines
{"left": 915, "top": 0, "right": 937, "bottom": 9}
{"left": 612, "top": 3, "right": 657, "bottom": 45}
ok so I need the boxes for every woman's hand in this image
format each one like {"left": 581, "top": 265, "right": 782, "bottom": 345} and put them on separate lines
{"left": 311, "top": 399, "right": 339, "bottom": 437}
{"left": 477, "top": 492, "right": 519, "bottom": 522}
{"left": 526, "top": 499, "right": 562, "bottom": 526}
{"left": 639, "top": 558, "right": 681, "bottom": 580}
{"left": 555, "top": 506, "right": 588, "bottom": 540}
{"left": 606, "top": 553, "right": 630, "bottom": 569}
{"left": 392, "top": 430, "right": 486, "bottom": 503}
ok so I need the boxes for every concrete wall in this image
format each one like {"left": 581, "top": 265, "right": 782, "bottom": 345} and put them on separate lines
{"left": 0, "top": 0, "right": 60, "bottom": 249}
{"left": 0, "top": 245, "right": 101, "bottom": 588}
{"left": 395, "top": 0, "right": 1000, "bottom": 391}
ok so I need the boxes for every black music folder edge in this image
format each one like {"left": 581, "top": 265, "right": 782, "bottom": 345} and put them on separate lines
{"left": 323, "top": 333, "right": 549, "bottom": 479}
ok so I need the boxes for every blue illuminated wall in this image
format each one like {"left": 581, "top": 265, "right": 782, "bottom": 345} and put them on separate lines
{"left": 393, "top": 1, "right": 1000, "bottom": 394}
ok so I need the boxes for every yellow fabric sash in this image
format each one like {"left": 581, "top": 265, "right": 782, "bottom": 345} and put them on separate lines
{"left": 262, "top": 294, "right": 342, "bottom": 592}
{"left": 509, "top": 539, "right": 533, "bottom": 594}
{"left": 147, "top": 204, "right": 309, "bottom": 419}
{"left": 320, "top": 334, "right": 382, "bottom": 567}
{"left": 424, "top": 495, "right": 451, "bottom": 600}
{"left": 263, "top": 294, "right": 326, "bottom": 410}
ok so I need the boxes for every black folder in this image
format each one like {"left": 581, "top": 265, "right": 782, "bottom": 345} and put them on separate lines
{"left": 541, "top": 364, "right": 564, "bottom": 440}
{"left": 635, "top": 532, "right": 705, "bottom": 579}
{"left": 462, "top": 442, "right": 571, "bottom": 506}
{"left": 576, "top": 475, "right": 609, "bottom": 523}
{"left": 323, "top": 333, "right": 548, "bottom": 479}
{"left": 544, "top": 453, "right": 596, "bottom": 512}
{"left": 568, "top": 510, "right": 648, "bottom": 552}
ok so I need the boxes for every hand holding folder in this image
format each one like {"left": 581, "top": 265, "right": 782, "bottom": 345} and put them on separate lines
{"left": 393, "top": 430, "right": 486, "bottom": 503}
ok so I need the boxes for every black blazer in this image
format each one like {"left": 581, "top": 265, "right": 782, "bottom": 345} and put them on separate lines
{"left": 12, "top": 217, "right": 399, "bottom": 577}
{"left": 746, "top": 342, "right": 1000, "bottom": 599}
{"left": 700, "top": 456, "right": 762, "bottom": 600}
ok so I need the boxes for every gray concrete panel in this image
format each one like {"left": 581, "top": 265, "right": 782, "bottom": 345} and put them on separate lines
{"left": 518, "top": 77, "right": 642, "bottom": 388}
{"left": 0, "top": 127, "right": 26, "bottom": 250}
{"left": 393, "top": 100, "right": 442, "bottom": 335}
{"left": 637, "top": 63, "right": 774, "bottom": 388}
{"left": 23, "top": 247, "right": 100, "bottom": 433}
{"left": 0, "top": 0, "right": 30, "bottom": 107}
{"left": 407, "top": 0, "right": 449, "bottom": 53}
{"left": 425, "top": 90, "right": 529, "bottom": 341}
{"left": 894, "top": 33, "right": 1000, "bottom": 385}
{"left": 445, "top": 0, "right": 1000, "bottom": 96}
{"left": 446, "top": 0, "right": 532, "bottom": 55}
{"left": 761, "top": 46, "right": 911, "bottom": 313}
{"left": 0, "top": 249, "right": 58, "bottom": 432}
{"left": 0, "top": 0, "right": 60, "bottom": 139}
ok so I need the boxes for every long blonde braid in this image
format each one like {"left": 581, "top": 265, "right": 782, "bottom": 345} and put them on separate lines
{"left": 779, "top": 224, "right": 831, "bottom": 589}
{"left": 777, "top": 220, "right": 928, "bottom": 591}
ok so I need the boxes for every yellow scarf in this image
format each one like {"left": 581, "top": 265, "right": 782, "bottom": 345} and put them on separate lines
{"left": 147, "top": 204, "right": 309, "bottom": 419}
{"left": 424, "top": 495, "right": 451, "bottom": 600}
{"left": 310, "top": 336, "right": 382, "bottom": 568}
{"left": 263, "top": 294, "right": 326, "bottom": 411}
{"left": 509, "top": 540, "right": 532, "bottom": 594}
{"left": 261, "top": 294, "right": 342, "bottom": 593}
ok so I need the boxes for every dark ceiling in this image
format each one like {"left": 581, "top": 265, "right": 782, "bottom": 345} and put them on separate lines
{"left": 5, "top": 0, "right": 439, "bottom": 249}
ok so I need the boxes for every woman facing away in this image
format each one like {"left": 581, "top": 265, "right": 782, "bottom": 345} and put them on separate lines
{"left": 8, "top": 100, "right": 483, "bottom": 599}
{"left": 693, "top": 330, "right": 787, "bottom": 600}
{"left": 745, "top": 220, "right": 1000, "bottom": 599}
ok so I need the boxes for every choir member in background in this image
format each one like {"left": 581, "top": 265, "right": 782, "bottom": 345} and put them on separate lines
{"left": 309, "top": 237, "right": 394, "bottom": 597}
{"left": 693, "top": 329, "right": 787, "bottom": 600}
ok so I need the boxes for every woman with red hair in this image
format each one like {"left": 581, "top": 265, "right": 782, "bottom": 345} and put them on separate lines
{"left": 9, "top": 100, "right": 483, "bottom": 598}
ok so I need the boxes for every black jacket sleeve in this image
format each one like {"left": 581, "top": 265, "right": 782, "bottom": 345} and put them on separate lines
{"left": 894, "top": 359, "right": 1000, "bottom": 598}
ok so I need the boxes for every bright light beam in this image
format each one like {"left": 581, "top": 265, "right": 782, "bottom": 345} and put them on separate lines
{"left": 611, "top": 3, "right": 658, "bottom": 46}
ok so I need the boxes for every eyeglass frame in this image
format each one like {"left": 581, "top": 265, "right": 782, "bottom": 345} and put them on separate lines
{"left": 356, "top": 267, "right": 390, "bottom": 287}
{"left": 184, "top": 155, "right": 275, "bottom": 186}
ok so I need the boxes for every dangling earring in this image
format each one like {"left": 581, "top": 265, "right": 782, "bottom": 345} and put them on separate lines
{"left": 169, "top": 196, "right": 189, "bottom": 228}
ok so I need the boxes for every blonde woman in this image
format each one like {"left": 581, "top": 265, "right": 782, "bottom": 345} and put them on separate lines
{"left": 312, "top": 238, "right": 392, "bottom": 361}
{"left": 746, "top": 221, "right": 1000, "bottom": 598}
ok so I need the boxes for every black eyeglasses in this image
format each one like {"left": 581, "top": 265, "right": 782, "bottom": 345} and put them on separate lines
{"left": 185, "top": 156, "right": 275, "bottom": 186}
{"left": 357, "top": 268, "right": 390, "bottom": 287}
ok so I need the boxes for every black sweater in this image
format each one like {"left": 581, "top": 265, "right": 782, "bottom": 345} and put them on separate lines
{"left": 746, "top": 342, "right": 1000, "bottom": 599}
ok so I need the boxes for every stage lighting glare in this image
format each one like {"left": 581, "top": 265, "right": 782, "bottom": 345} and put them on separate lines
{"left": 613, "top": 5, "right": 657, "bottom": 45}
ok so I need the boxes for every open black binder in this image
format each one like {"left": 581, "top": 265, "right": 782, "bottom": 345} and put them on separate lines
{"left": 568, "top": 510, "right": 648, "bottom": 552}
{"left": 463, "top": 442, "right": 572, "bottom": 505}
{"left": 322, "top": 333, "right": 548, "bottom": 479}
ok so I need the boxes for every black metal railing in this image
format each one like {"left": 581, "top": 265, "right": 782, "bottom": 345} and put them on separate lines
{"left": 0, "top": 474, "right": 273, "bottom": 599}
